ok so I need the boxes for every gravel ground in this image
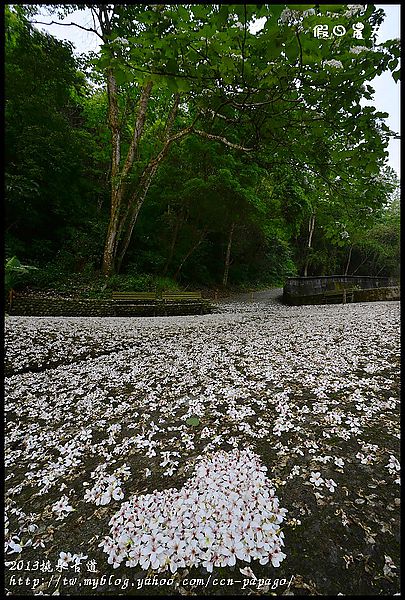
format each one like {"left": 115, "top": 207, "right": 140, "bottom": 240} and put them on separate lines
{"left": 4, "top": 296, "right": 400, "bottom": 596}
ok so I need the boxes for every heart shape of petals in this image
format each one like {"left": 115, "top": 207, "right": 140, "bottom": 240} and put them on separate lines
{"left": 99, "top": 448, "right": 287, "bottom": 573}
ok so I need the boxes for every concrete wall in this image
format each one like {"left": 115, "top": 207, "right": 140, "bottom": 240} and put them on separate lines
{"left": 284, "top": 275, "right": 397, "bottom": 300}
{"left": 283, "top": 286, "right": 400, "bottom": 306}
{"left": 8, "top": 296, "right": 213, "bottom": 317}
{"left": 354, "top": 286, "right": 400, "bottom": 303}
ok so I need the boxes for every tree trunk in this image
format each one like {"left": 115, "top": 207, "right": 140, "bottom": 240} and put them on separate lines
{"left": 102, "top": 201, "right": 121, "bottom": 277}
{"left": 101, "top": 78, "right": 154, "bottom": 276}
{"left": 101, "top": 65, "right": 121, "bottom": 276}
{"left": 344, "top": 245, "right": 353, "bottom": 276}
{"left": 114, "top": 160, "right": 164, "bottom": 274}
{"left": 303, "top": 212, "right": 315, "bottom": 277}
{"left": 173, "top": 230, "right": 207, "bottom": 280}
{"left": 163, "top": 215, "right": 182, "bottom": 276}
{"left": 99, "top": 74, "right": 254, "bottom": 276}
{"left": 115, "top": 126, "right": 192, "bottom": 273}
{"left": 352, "top": 253, "right": 371, "bottom": 275}
{"left": 115, "top": 196, "right": 144, "bottom": 274}
{"left": 223, "top": 222, "right": 235, "bottom": 287}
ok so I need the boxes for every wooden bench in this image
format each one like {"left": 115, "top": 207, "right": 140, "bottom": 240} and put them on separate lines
{"left": 162, "top": 292, "right": 202, "bottom": 302}
{"left": 323, "top": 287, "right": 355, "bottom": 304}
{"left": 112, "top": 291, "right": 158, "bottom": 302}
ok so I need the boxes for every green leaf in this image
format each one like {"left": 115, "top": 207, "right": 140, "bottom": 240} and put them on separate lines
{"left": 186, "top": 417, "right": 200, "bottom": 427}
{"left": 365, "top": 162, "right": 379, "bottom": 174}
{"left": 177, "top": 6, "right": 190, "bottom": 22}
{"left": 285, "top": 39, "right": 300, "bottom": 63}
{"left": 269, "top": 5, "right": 284, "bottom": 21}
{"left": 166, "top": 58, "right": 178, "bottom": 73}
{"left": 292, "top": 4, "right": 317, "bottom": 11}
{"left": 191, "top": 5, "right": 208, "bottom": 20}
{"left": 265, "top": 33, "right": 285, "bottom": 60}
{"left": 176, "top": 77, "right": 191, "bottom": 92}
{"left": 388, "top": 58, "right": 398, "bottom": 70}
{"left": 6, "top": 256, "right": 22, "bottom": 269}
{"left": 222, "top": 55, "right": 235, "bottom": 71}
{"left": 392, "top": 69, "right": 400, "bottom": 82}
{"left": 166, "top": 77, "right": 178, "bottom": 92}
{"left": 97, "top": 56, "right": 111, "bottom": 70}
{"left": 255, "top": 5, "right": 269, "bottom": 19}
{"left": 114, "top": 68, "right": 130, "bottom": 86}
{"left": 215, "top": 5, "right": 229, "bottom": 29}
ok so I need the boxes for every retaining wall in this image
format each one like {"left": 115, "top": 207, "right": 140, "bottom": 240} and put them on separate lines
{"left": 283, "top": 286, "right": 400, "bottom": 306}
{"left": 8, "top": 296, "right": 213, "bottom": 317}
{"left": 284, "top": 275, "right": 397, "bottom": 300}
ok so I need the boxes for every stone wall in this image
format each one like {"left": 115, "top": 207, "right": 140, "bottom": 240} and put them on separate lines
{"left": 283, "top": 275, "right": 398, "bottom": 301}
{"left": 8, "top": 296, "right": 213, "bottom": 317}
{"left": 353, "top": 286, "right": 400, "bottom": 303}
{"left": 283, "top": 286, "right": 400, "bottom": 306}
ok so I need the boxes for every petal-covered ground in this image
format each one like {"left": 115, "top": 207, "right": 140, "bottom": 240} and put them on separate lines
{"left": 4, "top": 298, "right": 400, "bottom": 596}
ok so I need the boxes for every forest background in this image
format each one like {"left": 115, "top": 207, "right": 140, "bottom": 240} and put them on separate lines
{"left": 5, "top": 4, "right": 401, "bottom": 297}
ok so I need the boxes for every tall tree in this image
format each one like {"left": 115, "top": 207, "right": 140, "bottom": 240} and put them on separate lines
{"left": 5, "top": 6, "right": 96, "bottom": 265}
{"left": 31, "top": 4, "right": 400, "bottom": 276}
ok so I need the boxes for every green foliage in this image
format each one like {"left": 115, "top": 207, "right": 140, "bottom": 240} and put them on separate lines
{"left": 5, "top": 6, "right": 102, "bottom": 269}
{"left": 19, "top": 262, "right": 68, "bottom": 290}
{"left": 292, "top": 168, "right": 400, "bottom": 277}
{"left": 153, "top": 277, "right": 181, "bottom": 293}
{"left": 350, "top": 198, "right": 400, "bottom": 277}
{"left": 5, "top": 5, "right": 401, "bottom": 292}
{"left": 103, "top": 273, "right": 154, "bottom": 292}
{"left": 5, "top": 256, "right": 38, "bottom": 292}
{"left": 102, "top": 273, "right": 180, "bottom": 293}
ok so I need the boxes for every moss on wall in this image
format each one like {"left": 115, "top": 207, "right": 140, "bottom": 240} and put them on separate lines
{"left": 283, "top": 286, "right": 400, "bottom": 306}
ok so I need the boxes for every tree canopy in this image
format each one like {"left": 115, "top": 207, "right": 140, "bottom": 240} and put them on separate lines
{"left": 5, "top": 4, "right": 400, "bottom": 293}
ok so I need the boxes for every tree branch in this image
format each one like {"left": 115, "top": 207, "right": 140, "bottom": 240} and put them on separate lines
{"left": 30, "top": 19, "right": 104, "bottom": 40}
{"left": 230, "top": 95, "right": 303, "bottom": 109}
{"left": 192, "top": 129, "right": 255, "bottom": 152}
{"left": 121, "top": 57, "right": 218, "bottom": 82}
{"left": 238, "top": 4, "right": 247, "bottom": 84}
{"left": 106, "top": 69, "right": 120, "bottom": 192}
{"left": 295, "top": 26, "right": 304, "bottom": 73}
{"left": 115, "top": 124, "right": 194, "bottom": 269}
{"left": 120, "top": 79, "right": 153, "bottom": 183}
{"left": 200, "top": 108, "right": 238, "bottom": 124}
{"left": 163, "top": 93, "right": 181, "bottom": 141}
